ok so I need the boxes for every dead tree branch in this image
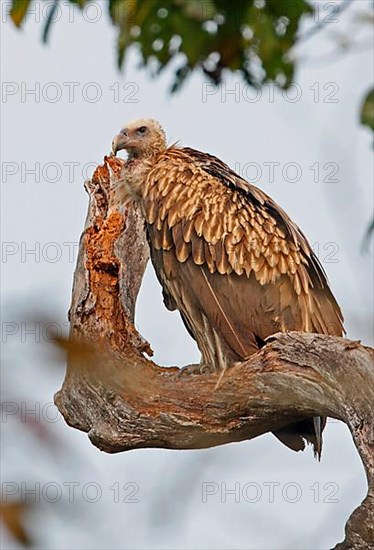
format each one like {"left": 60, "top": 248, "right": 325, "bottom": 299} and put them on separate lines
{"left": 55, "top": 156, "right": 374, "bottom": 550}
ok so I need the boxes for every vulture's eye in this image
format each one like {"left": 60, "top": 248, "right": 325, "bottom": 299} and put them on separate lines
{"left": 137, "top": 126, "right": 147, "bottom": 135}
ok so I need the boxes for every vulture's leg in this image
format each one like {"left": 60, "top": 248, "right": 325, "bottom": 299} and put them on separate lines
{"left": 178, "top": 361, "right": 216, "bottom": 377}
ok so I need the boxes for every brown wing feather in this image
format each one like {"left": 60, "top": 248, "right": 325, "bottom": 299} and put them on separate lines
{"left": 144, "top": 146, "right": 344, "bottom": 350}
{"left": 149, "top": 235, "right": 300, "bottom": 359}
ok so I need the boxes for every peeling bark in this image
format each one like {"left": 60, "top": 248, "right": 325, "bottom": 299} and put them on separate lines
{"left": 55, "top": 156, "right": 374, "bottom": 550}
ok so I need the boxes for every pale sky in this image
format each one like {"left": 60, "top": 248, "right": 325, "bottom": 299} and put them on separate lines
{"left": 1, "top": 1, "right": 373, "bottom": 549}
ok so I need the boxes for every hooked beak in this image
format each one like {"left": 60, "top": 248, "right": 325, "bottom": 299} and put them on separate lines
{"left": 112, "top": 130, "right": 128, "bottom": 155}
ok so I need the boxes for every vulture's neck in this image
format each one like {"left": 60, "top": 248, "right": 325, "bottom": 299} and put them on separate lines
{"left": 124, "top": 155, "right": 155, "bottom": 201}
{"left": 127, "top": 146, "right": 165, "bottom": 161}
{"left": 124, "top": 146, "right": 166, "bottom": 201}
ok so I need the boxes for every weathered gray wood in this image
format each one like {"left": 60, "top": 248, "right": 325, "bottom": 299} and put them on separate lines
{"left": 55, "top": 156, "right": 374, "bottom": 550}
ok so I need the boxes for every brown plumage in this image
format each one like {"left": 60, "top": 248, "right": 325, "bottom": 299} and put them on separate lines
{"left": 112, "top": 119, "right": 344, "bottom": 458}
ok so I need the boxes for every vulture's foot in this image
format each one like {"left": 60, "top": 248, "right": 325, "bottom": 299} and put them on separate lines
{"left": 178, "top": 363, "right": 215, "bottom": 377}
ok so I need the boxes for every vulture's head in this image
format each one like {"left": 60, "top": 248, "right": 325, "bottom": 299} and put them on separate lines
{"left": 112, "top": 118, "right": 167, "bottom": 159}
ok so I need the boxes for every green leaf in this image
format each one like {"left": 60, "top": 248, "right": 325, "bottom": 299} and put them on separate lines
{"left": 42, "top": 0, "right": 59, "bottom": 43}
{"left": 360, "top": 88, "right": 374, "bottom": 132}
{"left": 9, "top": 0, "right": 31, "bottom": 27}
{"left": 109, "top": 0, "right": 146, "bottom": 68}
{"left": 5, "top": 0, "right": 320, "bottom": 92}
{"left": 68, "top": 0, "right": 88, "bottom": 7}
{"left": 362, "top": 216, "right": 374, "bottom": 251}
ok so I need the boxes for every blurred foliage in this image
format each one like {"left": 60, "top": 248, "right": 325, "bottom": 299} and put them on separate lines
{"left": 360, "top": 88, "right": 374, "bottom": 132}
{"left": 8, "top": 0, "right": 374, "bottom": 238}
{"left": 360, "top": 88, "right": 374, "bottom": 241}
{"left": 0, "top": 502, "right": 32, "bottom": 547}
{"left": 9, "top": 0, "right": 313, "bottom": 91}
{"left": 9, "top": 0, "right": 31, "bottom": 27}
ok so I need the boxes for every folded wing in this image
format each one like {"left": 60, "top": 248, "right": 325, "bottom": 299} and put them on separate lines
{"left": 144, "top": 146, "right": 344, "bottom": 357}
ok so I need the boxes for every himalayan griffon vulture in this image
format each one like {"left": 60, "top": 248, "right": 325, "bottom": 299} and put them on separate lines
{"left": 112, "top": 119, "right": 344, "bottom": 458}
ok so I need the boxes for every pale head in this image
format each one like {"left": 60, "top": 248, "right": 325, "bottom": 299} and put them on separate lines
{"left": 112, "top": 118, "right": 167, "bottom": 159}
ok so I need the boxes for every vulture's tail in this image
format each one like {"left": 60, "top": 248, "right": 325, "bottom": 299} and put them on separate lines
{"left": 272, "top": 416, "right": 326, "bottom": 460}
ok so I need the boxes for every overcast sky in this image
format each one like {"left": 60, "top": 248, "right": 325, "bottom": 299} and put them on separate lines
{"left": 1, "top": 1, "right": 373, "bottom": 549}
